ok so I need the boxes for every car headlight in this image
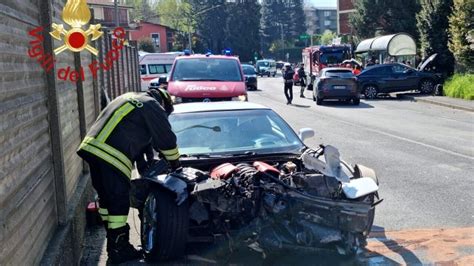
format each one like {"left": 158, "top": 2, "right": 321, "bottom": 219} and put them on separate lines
{"left": 232, "top": 95, "right": 247, "bottom": 101}
{"left": 170, "top": 95, "right": 182, "bottom": 103}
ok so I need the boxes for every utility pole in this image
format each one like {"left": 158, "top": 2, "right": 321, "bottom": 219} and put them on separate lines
{"left": 114, "top": 0, "right": 119, "bottom": 27}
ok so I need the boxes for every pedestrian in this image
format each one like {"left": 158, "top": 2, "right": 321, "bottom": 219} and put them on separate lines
{"left": 353, "top": 65, "right": 362, "bottom": 75}
{"left": 283, "top": 63, "right": 295, "bottom": 104}
{"left": 366, "top": 59, "right": 374, "bottom": 67}
{"left": 297, "top": 63, "right": 307, "bottom": 98}
{"left": 77, "top": 89, "right": 181, "bottom": 264}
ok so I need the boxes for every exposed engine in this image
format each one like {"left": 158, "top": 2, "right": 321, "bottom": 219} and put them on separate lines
{"left": 186, "top": 151, "right": 378, "bottom": 256}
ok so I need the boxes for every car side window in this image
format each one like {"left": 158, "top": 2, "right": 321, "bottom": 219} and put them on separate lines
{"left": 148, "top": 64, "right": 167, "bottom": 75}
{"left": 392, "top": 65, "right": 408, "bottom": 73}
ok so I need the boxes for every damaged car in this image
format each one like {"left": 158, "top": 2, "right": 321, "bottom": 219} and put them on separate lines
{"left": 130, "top": 102, "right": 381, "bottom": 262}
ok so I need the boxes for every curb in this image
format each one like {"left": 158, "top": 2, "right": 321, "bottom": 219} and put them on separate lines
{"left": 400, "top": 95, "right": 474, "bottom": 113}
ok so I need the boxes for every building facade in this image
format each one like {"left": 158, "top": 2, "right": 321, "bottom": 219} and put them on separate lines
{"left": 304, "top": 6, "right": 338, "bottom": 35}
{"left": 88, "top": 0, "right": 133, "bottom": 37}
{"left": 130, "top": 22, "right": 174, "bottom": 53}
{"left": 337, "top": 0, "right": 356, "bottom": 35}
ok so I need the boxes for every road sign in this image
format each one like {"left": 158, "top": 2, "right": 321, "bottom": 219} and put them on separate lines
{"left": 300, "top": 34, "right": 310, "bottom": 40}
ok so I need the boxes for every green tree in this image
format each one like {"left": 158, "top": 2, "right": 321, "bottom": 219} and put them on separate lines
{"left": 448, "top": 0, "right": 474, "bottom": 72}
{"left": 321, "top": 30, "right": 337, "bottom": 45}
{"left": 125, "top": 0, "right": 155, "bottom": 22}
{"left": 350, "top": 0, "right": 420, "bottom": 39}
{"left": 416, "top": 0, "right": 455, "bottom": 75}
{"left": 138, "top": 38, "right": 156, "bottom": 52}
{"left": 260, "top": 0, "right": 305, "bottom": 53}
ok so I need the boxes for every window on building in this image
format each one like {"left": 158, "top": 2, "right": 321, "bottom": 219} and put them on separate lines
{"left": 324, "top": 20, "right": 331, "bottom": 26}
{"left": 151, "top": 33, "right": 160, "bottom": 48}
{"left": 324, "top": 11, "right": 331, "bottom": 17}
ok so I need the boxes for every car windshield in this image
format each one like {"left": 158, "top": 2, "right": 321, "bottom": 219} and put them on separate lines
{"left": 169, "top": 109, "right": 304, "bottom": 156}
{"left": 257, "top": 61, "right": 270, "bottom": 67}
{"left": 325, "top": 70, "right": 354, "bottom": 78}
{"left": 320, "top": 52, "right": 345, "bottom": 64}
{"left": 172, "top": 58, "right": 242, "bottom": 81}
{"left": 242, "top": 66, "right": 256, "bottom": 75}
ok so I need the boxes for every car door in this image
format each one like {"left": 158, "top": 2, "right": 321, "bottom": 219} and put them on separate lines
{"left": 360, "top": 66, "right": 391, "bottom": 93}
{"left": 390, "top": 64, "right": 418, "bottom": 91}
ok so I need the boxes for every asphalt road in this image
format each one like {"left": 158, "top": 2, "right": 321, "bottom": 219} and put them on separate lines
{"left": 81, "top": 77, "right": 474, "bottom": 265}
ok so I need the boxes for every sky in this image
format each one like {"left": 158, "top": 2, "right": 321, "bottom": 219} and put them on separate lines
{"left": 308, "top": 0, "right": 337, "bottom": 8}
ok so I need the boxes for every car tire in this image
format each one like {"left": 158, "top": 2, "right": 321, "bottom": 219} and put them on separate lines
{"left": 267, "top": 73, "right": 271, "bottom": 77}
{"left": 142, "top": 187, "right": 188, "bottom": 262}
{"left": 316, "top": 97, "right": 323, "bottom": 105}
{"left": 352, "top": 98, "right": 360, "bottom": 105}
{"left": 419, "top": 79, "right": 434, "bottom": 94}
{"left": 273, "top": 73, "right": 276, "bottom": 77}
{"left": 363, "top": 85, "right": 378, "bottom": 99}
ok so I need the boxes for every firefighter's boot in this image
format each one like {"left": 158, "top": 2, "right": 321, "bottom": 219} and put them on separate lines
{"left": 106, "top": 224, "right": 141, "bottom": 264}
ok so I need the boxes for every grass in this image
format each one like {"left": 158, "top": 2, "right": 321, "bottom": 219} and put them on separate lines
{"left": 443, "top": 74, "right": 474, "bottom": 100}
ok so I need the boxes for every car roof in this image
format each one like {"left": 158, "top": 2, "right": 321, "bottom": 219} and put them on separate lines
{"left": 173, "top": 102, "right": 269, "bottom": 114}
{"left": 323, "top": 67, "right": 353, "bottom": 71}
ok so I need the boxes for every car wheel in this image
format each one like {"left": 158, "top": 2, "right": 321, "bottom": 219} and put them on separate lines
{"left": 273, "top": 73, "right": 276, "bottom": 77}
{"left": 142, "top": 187, "right": 188, "bottom": 262}
{"left": 316, "top": 97, "right": 323, "bottom": 105}
{"left": 267, "top": 73, "right": 271, "bottom": 77}
{"left": 352, "top": 98, "right": 360, "bottom": 105}
{"left": 419, "top": 79, "right": 434, "bottom": 94}
{"left": 364, "top": 85, "right": 378, "bottom": 99}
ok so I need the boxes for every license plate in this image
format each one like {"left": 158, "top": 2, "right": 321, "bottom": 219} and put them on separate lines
{"left": 333, "top": 85, "right": 346, "bottom": 89}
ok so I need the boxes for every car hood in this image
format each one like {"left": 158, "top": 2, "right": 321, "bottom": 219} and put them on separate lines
{"left": 167, "top": 81, "right": 246, "bottom": 98}
{"left": 418, "top": 53, "right": 437, "bottom": 71}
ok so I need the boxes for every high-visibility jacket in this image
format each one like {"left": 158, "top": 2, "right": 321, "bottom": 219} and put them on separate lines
{"left": 77, "top": 91, "right": 179, "bottom": 179}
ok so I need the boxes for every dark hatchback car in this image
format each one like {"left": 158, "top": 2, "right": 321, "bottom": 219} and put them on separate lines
{"left": 357, "top": 54, "right": 440, "bottom": 99}
{"left": 242, "top": 64, "right": 258, "bottom": 90}
{"left": 313, "top": 68, "right": 360, "bottom": 105}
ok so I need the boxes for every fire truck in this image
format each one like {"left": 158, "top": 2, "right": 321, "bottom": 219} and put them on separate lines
{"left": 302, "top": 45, "right": 352, "bottom": 89}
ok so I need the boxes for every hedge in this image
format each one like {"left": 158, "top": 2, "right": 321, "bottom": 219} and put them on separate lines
{"left": 443, "top": 74, "right": 474, "bottom": 100}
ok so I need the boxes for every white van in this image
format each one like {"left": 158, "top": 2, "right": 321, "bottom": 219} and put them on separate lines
{"left": 139, "top": 52, "right": 182, "bottom": 91}
{"left": 256, "top": 59, "right": 277, "bottom": 77}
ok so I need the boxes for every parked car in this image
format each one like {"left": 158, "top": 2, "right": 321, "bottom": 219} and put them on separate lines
{"left": 165, "top": 54, "right": 247, "bottom": 103}
{"left": 256, "top": 59, "right": 277, "bottom": 77}
{"left": 357, "top": 54, "right": 440, "bottom": 99}
{"left": 148, "top": 74, "right": 170, "bottom": 90}
{"left": 131, "top": 102, "right": 380, "bottom": 261}
{"left": 313, "top": 68, "right": 360, "bottom": 105}
{"left": 241, "top": 64, "right": 258, "bottom": 90}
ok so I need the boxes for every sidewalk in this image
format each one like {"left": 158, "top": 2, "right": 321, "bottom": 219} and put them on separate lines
{"left": 398, "top": 93, "right": 474, "bottom": 112}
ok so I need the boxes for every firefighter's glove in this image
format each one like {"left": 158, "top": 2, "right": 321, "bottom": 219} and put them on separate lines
{"left": 169, "top": 159, "right": 182, "bottom": 171}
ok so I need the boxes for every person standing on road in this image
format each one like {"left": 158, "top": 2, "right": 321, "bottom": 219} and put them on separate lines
{"left": 297, "top": 63, "right": 307, "bottom": 98}
{"left": 77, "top": 89, "right": 181, "bottom": 264}
{"left": 283, "top": 63, "right": 295, "bottom": 104}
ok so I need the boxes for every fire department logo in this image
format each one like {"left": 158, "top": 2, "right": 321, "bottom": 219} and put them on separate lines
{"left": 50, "top": 0, "right": 103, "bottom": 55}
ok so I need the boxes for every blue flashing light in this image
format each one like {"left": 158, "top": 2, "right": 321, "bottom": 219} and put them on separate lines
{"left": 224, "top": 49, "right": 232, "bottom": 56}
{"left": 183, "top": 49, "right": 191, "bottom": 56}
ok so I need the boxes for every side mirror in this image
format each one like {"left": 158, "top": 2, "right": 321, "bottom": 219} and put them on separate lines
{"left": 158, "top": 75, "right": 168, "bottom": 85}
{"left": 298, "top": 128, "right": 315, "bottom": 142}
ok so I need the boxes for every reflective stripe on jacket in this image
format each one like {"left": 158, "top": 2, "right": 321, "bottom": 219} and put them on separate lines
{"left": 77, "top": 92, "right": 179, "bottom": 178}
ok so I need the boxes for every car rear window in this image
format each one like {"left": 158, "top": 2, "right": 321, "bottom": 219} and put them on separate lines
{"left": 172, "top": 58, "right": 242, "bottom": 81}
{"left": 325, "top": 70, "right": 354, "bottom": 78}
{"left": 242, "top": 66, "right": 256, "bottom": 75}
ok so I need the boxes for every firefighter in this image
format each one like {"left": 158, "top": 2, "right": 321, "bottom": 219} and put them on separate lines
{"left": 77, "top": 88, "right": 180, "bottom": 264}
